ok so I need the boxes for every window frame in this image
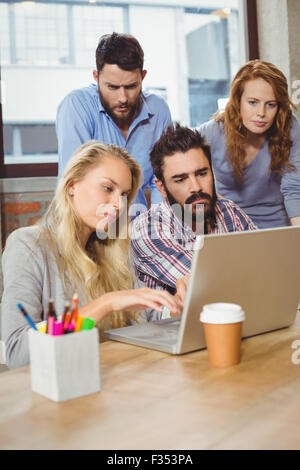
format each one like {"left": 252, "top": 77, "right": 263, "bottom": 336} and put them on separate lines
{"left": 0, "top": 0, "right": 259, "bottom": 178}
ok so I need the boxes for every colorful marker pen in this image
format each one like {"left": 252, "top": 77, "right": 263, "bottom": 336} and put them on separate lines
{"left": 47, "top": 298, "right": 57, "bottom": 320}
{"left": 70, "top": 293, "right": 79, "bottom": 324}
{"left": 62, "top": 301, "right": 70, "bottom": 325}
{"left": 47, "top": 315, "right": 55, "bottom": 335}
{"left": 75, "top": 315, "right": 84, "bottom": 332}
{"left": 81, "top": 317, "right": 95, "bottom": 331}
{"left": 53, "top": 321, "right": 64, "bottom": 336}
{"left": 63, "top": 312, "right": 71, "bottom": 330}
{"left": 17, "top": 303, "right": 38, "bottom": 331}
{"left": 45, "top": 298, "right": 57, "bottom": 334}
{"left": 66, "top": 323, "right": 75, "bottom": 334}
{"left": 38, "top": 323, "right": 47, "bottom": 334}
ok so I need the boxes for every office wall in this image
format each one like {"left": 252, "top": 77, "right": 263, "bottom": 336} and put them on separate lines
{"left": 256, "top": 0, "right": 300, "bottom": 121}
{"left": 286, "top": 0, "right": 300, "bottom": 118}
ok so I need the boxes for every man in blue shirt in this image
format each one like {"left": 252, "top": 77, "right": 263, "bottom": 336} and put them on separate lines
{"left": 56, "top": 32, "right": 172, "bottom": 214}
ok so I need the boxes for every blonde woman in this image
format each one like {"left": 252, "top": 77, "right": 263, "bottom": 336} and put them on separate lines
{"left": 199, "top": 60, "right": 300, "bottom": 228}
{"left": 1, "top": 141, "right": 181, "bottom": 369}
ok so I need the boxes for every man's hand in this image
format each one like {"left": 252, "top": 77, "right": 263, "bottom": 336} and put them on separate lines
{"left": 175, "top": 274, "right": 190, "bottom": 305}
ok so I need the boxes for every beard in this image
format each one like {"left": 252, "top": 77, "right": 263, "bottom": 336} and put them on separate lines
{"left": 98, "top": 88, "right": 141, "bottom": 126}
{"left": 164, "top": 185, "right": 217, "bottom": 235}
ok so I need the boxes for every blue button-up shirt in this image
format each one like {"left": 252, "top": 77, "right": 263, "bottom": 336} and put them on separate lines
{"left": 56, "top": 84, "right": 172, "bottom": 211}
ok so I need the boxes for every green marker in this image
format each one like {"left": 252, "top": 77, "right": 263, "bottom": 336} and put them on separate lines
{"left": 81, "top": 317, "right": 95, "bottom": 331}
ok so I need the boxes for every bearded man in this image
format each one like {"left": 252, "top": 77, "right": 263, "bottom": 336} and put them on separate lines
{"left": 130, "top": 123, "right": 257, "bottom": 311}
{"left": 56, "top": 32, "right": 171, "bottom": 212}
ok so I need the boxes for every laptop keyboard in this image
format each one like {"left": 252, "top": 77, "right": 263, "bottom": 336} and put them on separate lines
{"left": 108, "top": 319, "right": 181, "bottom": 345}
{"left": 132, "top": 320, "right": 180, "bottom": 341}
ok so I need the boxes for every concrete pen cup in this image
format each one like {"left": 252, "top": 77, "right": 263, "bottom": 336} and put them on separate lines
{"left": 28, "top": 327, "right": 101, "bottom": 402}
{"left": 200, "top": 303, "right": 245, "bottom": 368}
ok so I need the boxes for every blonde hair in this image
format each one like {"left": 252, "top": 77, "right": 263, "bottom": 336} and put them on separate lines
{"left": 38, "top": 141, "right": 141, "bottom": 335}
{"left": 214, "top": 60, "right": 296, "bottom": 181}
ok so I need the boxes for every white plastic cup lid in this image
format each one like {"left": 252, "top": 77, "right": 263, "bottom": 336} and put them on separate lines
{"left": 200, "top": 302, "right": 245, "bottom": 325}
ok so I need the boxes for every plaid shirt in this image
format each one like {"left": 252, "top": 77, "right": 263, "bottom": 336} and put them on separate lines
{"left": 130, "top": 198, "right": 257, "bottom": 293}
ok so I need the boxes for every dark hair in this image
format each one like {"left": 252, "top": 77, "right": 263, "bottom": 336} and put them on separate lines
{"left": 96, "top": 32, "right": 144, "bottom": 73}
{"left": 150, "top": 123, "right": 212, "bottom": 182}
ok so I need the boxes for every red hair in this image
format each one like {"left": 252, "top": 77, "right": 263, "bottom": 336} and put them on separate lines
{"left": 214, "top": 60, "right": 296, "bottom": 181}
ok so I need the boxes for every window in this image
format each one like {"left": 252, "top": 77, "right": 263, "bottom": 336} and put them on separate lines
{"left": 73, "top": 5, "right": 125, "bottom": 67}
{"left": 0, "top": 0, "right": 258, "bottom": 177}
{"left": 0, "top": 3, "right": 10, "bottom": 65}
{"left": 4, "top": 124, "right": 57, "bottom": 163}
{"left": 13, "top": 3, "right": 69, "bottom": 65}
{"left": 185, "top": 7, "right": 240, "bottom": 126}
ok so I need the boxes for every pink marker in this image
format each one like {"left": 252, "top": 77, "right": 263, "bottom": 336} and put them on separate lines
{"left": 67, "top": 322, "right": 75, "bottom": 333}
{"left": 47, "top": 316, "right": 55, "bottom": 335}
{"left": 53, "top": 321, "right": 64, "bottom": 336}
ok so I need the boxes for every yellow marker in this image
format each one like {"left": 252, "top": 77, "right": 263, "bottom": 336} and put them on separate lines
{"left": 75, "top": 315, "right": 84, "bottom": 332}
{"left": 38, "top": 323, "right": 47, "bottom": 334}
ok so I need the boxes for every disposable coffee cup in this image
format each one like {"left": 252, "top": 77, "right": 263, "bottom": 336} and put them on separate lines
{"left": 200, "top": 303, "right": 245, "bottom": 368}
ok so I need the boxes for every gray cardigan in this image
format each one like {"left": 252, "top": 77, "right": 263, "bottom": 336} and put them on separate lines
{"left": 1, "top": 226, "right": 80, "bottom": 369}
{"left": 1, "top": 226, "right": 155, "bottom": 369}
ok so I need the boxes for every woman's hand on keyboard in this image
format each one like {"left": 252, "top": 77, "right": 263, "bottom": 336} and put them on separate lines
{"left": 102, "top": 288, "right": 182, "bottom": 317}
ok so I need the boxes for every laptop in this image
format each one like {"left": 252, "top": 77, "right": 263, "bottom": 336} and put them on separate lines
{"left": 104, "top": 226, "right": 300, "bottom": 354}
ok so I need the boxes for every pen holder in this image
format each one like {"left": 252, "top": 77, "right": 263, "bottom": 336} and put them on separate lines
{"left": 28, "top": 328, "right": 101, "bottom": 402}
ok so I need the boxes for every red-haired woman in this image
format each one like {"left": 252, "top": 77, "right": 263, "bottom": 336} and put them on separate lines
{"left": 199, "top": 60, "right": 300, "bottom": 229}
